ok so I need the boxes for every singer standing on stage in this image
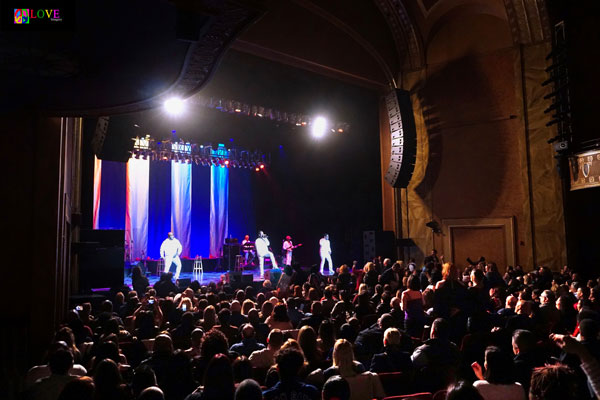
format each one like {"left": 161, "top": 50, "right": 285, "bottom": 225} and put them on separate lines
{"left": 319, "top": 233, "right": 333, "bottom": 274}
{"left": 255, "top": 231, "right": 277, "bottom": 279}
{"left": 160, "top": 232, "right": 182, "bottom": 280}
{"left": 282, "top": 236, "right": 293, "bottom": 266}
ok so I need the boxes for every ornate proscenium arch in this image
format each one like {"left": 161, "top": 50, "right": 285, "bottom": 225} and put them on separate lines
{"left": 373, "top": 0, "right": 425, "bottom": 71}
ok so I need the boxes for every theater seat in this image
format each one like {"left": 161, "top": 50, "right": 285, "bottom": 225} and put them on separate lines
{"left": 377, "top": 372, "right": 412, "bottom": 396}
{"left": 432, "top": 390, "right": 447, "bottom": 400}
{"left": 383, "top": 393, "right": 433, "bottom": 400}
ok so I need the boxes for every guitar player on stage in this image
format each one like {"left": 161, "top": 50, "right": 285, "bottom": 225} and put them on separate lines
{"left": 282, "top": 235, "right": 302, "bottom": 267}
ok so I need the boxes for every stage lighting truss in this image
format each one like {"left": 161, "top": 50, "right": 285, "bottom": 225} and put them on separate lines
{"left": 192, "top": 95, "right": 351, "bottom": 134}
{"left": 131, "top": 136, "right": 270, "bottom": 170}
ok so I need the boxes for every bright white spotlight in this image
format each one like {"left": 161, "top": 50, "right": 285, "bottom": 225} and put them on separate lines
{"left": 311, "top": 116, "right": 327, "bottom": 139}
{"left": 164, "top": 97, "right": 186, "bottom": 116}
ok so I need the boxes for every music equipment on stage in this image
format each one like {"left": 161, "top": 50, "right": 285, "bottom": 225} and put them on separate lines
{"left": 223, "top": 243, "right": 242, "bottom": 270}
{"left": 225, "top": 237, "right": 238, "bottom": 244}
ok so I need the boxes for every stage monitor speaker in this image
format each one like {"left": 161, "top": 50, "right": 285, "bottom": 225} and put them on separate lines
{"left": 86, "top": 115, "right": 136, "bottom": 163}
{"left": 384, "top": 89, "right": 417, "bottom": 188}
{"left": 178, "top": 278, "right": 192, "bottom": 289}
{"left": 229, "top": 271, "right": 242, "bottom": 283}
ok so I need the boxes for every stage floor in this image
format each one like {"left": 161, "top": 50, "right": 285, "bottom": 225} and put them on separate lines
{"left": 123, "top": 268, "right": 335, "bottom": 288}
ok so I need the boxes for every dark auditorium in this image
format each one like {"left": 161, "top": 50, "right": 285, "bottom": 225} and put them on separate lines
{"left": 3, "top": 1, "right": 600, "bottom": 400}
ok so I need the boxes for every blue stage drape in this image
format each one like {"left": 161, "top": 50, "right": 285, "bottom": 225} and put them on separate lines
{"left": 210, "top": 165, "right": 229, "bottom": 258}
{"left": 148, "top": 161, "right": 171, "bottom": 259}
{"left": 98, "top": 160, "right": 126, "bottom": 230}
{"left": 171, "top": 161, "right": 192, "bottom": 258}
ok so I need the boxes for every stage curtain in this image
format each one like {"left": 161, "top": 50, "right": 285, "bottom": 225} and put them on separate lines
{"left": 98, "top": 160, "right": 126, "bottom": 229}
{"left": 171, "top": 161, "right": 192, "bottom": 258}
{"left": 126, "top": 158, "right": 149, "bottom": 260}
{"left": 93, "top": 156, "right": 102, "bottom": 229}
{"left": 210, "top": 165, "right": 229, "bottom": 258}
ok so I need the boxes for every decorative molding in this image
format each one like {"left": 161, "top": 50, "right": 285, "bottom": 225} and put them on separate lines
{"left": 569, "top": 150, "right": 600, "bottom": 191}
{"left": 503, "top": 0, "right": 552, "bottom": 44}
{"left": 373, "top": 0, "right": 424, "bottom": 71}
{"left": 292, "top": 0, "right": 397, "bottom": 89}
{"left": 442, "top": 217, "right": 516, "bottom": 267}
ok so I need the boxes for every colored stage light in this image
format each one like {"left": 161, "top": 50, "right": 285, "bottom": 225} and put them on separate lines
{"left": 164, "top": 97, "right": 185, "bottom": 116}
{"left": 259, "top": 164, "right": 265, "bottom": 169}
{"left": 224, "top": 160, "right": 230, "bottom": 166}
{"left": 311, "top": 116, "right": 327, "bottom": 138}
{"left": 255, "top": 167, "right": 260, "bottom": 172}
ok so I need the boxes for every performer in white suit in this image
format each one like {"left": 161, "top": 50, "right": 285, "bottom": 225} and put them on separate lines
{"left": 282, "top": 236, "right": 293, "bottom": 266}
{"left": 160, "top": 232, "right": 182, "bottom": 280}
{"left": 319, "top": 233, "right": 333, "bottom": 274}
{"left": 255, "top": 231, "right": 277, "bottom": 278}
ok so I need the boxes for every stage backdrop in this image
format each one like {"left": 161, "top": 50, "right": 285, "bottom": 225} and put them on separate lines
{"left": 93, "top": 157, "right": 256, "bottom": 260}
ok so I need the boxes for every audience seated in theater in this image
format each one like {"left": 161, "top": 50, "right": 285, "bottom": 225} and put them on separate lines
{"left": 230, "top": 324, "right": 265, "bottom": 357}
{"left": 471, "top": 346, "right": 526, "bottom": 400}
{"left": 25, "top": 249, "right": 600, "bottom": 400}
{"left": 262, "top": 348, "right": 320, "bottom": 400}
{"left": 370, "top": 327, "right": 413, "bottom": 374}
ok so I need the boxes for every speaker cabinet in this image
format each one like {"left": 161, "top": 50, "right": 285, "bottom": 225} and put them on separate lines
{"left": 384, "top": 89, "right": 417, "bottom": 188}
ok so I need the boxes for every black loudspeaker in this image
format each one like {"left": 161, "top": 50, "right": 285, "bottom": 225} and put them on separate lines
{"left": 77, "top": 229, "right": 125, "bottom": 291}
{"left": 242, "top": 274, "right": 254, "bottom": 284}
{"left": 87, "top": 115, "right": 136, "bottom": 163}
{"left": 384, "top": 89, "right": 417, "bottom": 188}
{"left": 363, "top": 230, "right": 397, "bottom": 261}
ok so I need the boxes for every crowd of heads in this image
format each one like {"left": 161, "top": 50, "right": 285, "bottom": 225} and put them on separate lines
{"left": 23, "top": 257, "right": 600, "bottom": 400}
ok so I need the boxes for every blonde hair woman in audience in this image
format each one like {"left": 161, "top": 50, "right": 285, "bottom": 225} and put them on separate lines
{"left": 325, "top": 339, "right": 385, "bottom": 400}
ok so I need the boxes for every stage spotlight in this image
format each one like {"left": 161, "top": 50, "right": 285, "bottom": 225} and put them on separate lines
{"left": 164, "top": 97, "right": 186, "bottom": 116}
{"left": 259, "top": 164, "right": 265, "bottom": 169}
{"left": 255, "top": 167, "right": 260, "bottom": 172}
{"left": 224, "top": 160, "right": 230, "bottom": 166}
{"left": 311, "top": 116, "right": 328, "bottom": 139}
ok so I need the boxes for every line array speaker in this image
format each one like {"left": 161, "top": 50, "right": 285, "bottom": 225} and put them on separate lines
{"left": 384, "top": 89, "right": 417, "bottom": 188}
